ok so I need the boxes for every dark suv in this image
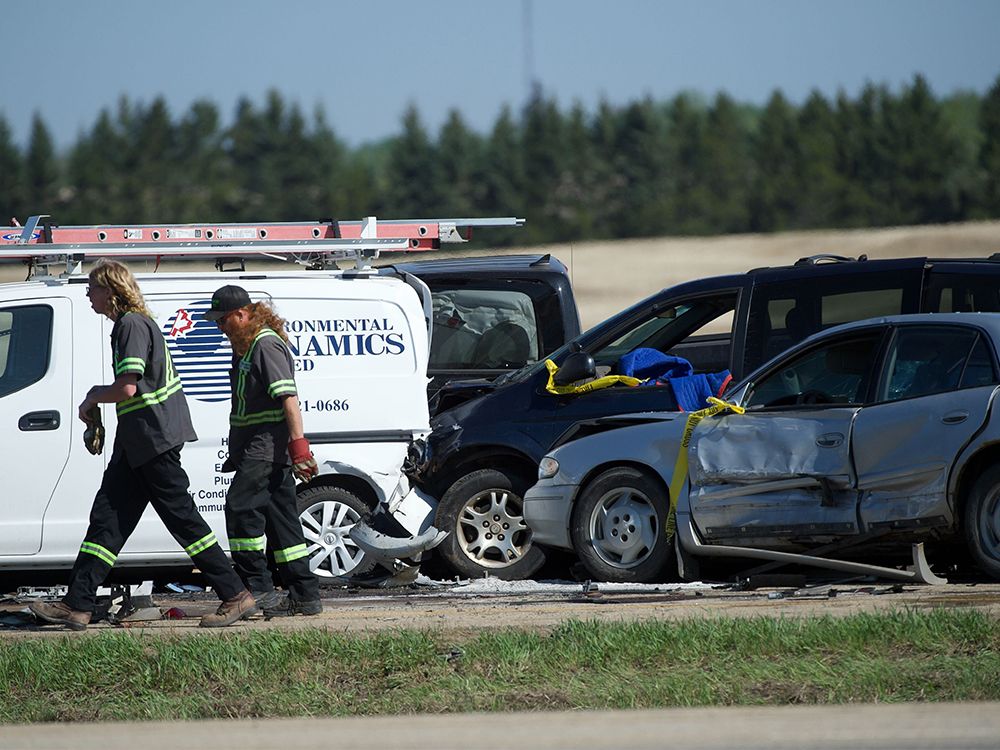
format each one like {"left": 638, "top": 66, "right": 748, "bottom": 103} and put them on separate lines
{"left": 409, "top": 254, "right": 1000, "bottom": 580}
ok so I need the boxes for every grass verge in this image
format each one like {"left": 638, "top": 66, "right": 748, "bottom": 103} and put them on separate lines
{"left": 1, "top": 609, "right": 998, "bottom": 723}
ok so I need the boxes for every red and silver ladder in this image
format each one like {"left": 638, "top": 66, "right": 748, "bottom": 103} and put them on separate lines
{"left": 0, "top": 215, "right": 525, "bottom": 277}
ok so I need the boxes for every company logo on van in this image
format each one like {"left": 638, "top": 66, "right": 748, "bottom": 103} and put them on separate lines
{"left": 162, "top": 301, "right": 232, "bottom": 403}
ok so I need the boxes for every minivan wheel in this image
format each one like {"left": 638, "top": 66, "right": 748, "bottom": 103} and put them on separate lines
{"left": 297, "top": 485, "right": 375, "bottom": 579}
{"left": 964, "top": 465, "right": 1000, "bottom": 580}
{"left": 570, "top": 467, "right": 673, "bottom": 583}
{"left": 435, "top": 468, "right": 546, "bottom": 580}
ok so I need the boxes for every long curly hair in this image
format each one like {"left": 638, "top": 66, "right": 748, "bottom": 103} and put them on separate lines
{"left": 230, "top": 301, "right": 290, "bottom": 356}
{"left": 89, "top": 259, "right": 153, "bottom": 319}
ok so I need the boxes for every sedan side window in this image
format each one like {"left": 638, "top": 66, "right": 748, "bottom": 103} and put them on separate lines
{"left": 0, "top": 305, "right": 54, "bottom": 398}
{"left": 880, "top": 326, "right": 995, "bottom": 402}
{"left": 746, "top": 333, "right": 881, "bottom": 408}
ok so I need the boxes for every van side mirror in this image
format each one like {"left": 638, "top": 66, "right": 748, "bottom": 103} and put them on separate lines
{"left": 553, "top": 352, "right": 597, "bottom": 387}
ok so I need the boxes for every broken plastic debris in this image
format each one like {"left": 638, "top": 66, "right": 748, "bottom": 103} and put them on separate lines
{"left": 162, "top": 607, "right": 186, "bottom": 619}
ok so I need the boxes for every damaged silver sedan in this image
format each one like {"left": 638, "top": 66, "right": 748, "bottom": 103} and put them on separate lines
{"left": 524, "top": 313, "right": 1000, "bottom": 584}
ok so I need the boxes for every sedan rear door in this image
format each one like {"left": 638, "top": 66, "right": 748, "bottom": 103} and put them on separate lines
{"left": 853, "top": 324, "right": 1000, "bottom": 531}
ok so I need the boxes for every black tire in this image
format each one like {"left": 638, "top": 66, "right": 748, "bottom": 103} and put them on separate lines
{"left": 296, "top": 485, "right": 376, "bottom": 579}
{"left": 570, "top": 466, "right": 674, "bottom": 583}
{"left": 964, "top": 465, "right": 1000, "bottom": 580}
{"left": 435, "top": 468, "right": 546, "bottom": 580}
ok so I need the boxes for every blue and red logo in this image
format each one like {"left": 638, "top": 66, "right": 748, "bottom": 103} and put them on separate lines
{"left": 162, "top": 301, "right": 232, "bottom": 403}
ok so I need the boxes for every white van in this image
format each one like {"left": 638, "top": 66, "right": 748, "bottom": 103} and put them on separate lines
{"left": 0, "top": 268, "right": 434, "bottom": 579}
{"left": 0, "top": 215, "right": 527, "bottom": 583}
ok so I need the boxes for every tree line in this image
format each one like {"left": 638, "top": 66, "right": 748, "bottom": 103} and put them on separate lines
{"left": 2, "top": 73, "right": 999, "bottom": 246}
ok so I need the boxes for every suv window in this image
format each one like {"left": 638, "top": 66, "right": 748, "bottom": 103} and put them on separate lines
{"left": 746, "top": 332, "right": 882, "bottom": 408}
{"left": 430, "top": 288, "right": 539, "bottom": 370}
{"left": 0, "top": 305, "right": 53, "bottom": 398}
{"left": 879, "top": 326, "right": 998, "bottom": 402}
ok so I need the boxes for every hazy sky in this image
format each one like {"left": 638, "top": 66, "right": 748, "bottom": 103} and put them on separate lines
{"left": 3, "top": 0, "right": 999, "bottom": 150}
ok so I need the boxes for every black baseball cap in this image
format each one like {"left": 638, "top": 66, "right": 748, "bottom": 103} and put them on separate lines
{"left": 204, "top": 285, "right": 251, "bottom": 321}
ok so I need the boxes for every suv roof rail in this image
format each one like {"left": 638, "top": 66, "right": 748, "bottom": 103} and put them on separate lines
{"left": 793, "top": 253, "right": 868, "bottom": 266}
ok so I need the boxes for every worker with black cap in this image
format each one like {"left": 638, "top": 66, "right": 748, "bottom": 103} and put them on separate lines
{"left": 205, "top": 284, "right": 322, "bottom": 616}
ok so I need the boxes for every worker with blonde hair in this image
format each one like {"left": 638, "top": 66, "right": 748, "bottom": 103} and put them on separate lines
{"left": 30, "top": 259, "right": 255, "bottom": 630}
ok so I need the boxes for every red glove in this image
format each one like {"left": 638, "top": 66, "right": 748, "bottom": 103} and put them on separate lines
{"left": 288, "top": 438, "right": 318, "bottom": 482}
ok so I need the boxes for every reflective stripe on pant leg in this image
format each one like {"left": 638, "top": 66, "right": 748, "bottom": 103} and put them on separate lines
{"left": 80, "top": 541, "right": 117, "bottom": 567}
{"left": 274, "top": 544, "right": 309, "bottom": 563}
{"left": 185, "top": 532, "right": 218, "bottom": 556}
{"left": 229, "top": 536, "right": 266, "bottom": 552}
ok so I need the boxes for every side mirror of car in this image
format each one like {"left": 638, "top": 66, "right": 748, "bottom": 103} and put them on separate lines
{"left": 553, "top": 351, "right": 597, "bottom": 387}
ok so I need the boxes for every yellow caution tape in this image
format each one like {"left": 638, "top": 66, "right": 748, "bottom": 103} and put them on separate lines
{"left": 666, "top": 396, "right": 745, "bottom": 538}
{"left": 544, "top": 359, "right": 642, "bottom": 395}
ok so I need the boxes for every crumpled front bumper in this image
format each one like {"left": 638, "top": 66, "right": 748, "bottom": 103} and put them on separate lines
{"left": 522, "top": 480, "right": 578, "bottom": 551}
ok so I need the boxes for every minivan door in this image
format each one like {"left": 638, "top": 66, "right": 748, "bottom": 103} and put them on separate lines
{"left": 0, "top": 300, "right": 73, "bottom": 554}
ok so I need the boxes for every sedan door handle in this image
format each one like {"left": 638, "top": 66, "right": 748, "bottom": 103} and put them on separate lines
{"left": 816, "top": 432, "right": 844, "bottom": 448}
{"left": 942, "top": 411, "right": 969, "bottom": 425}
{"left": 19, "top": 410, "right": 61, "bottom": 431}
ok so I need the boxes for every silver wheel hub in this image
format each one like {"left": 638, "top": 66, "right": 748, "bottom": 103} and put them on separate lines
{"left": 589, "top": 488, "right": 658, "bottom": 569}
{"left": 299, "top": 500, "right": 365, "bottom": 578}
{"left": 457, "top": 488, "right": 532, "bottom": 569}
{"left": 981, "top": 490, "right": 1000, "bottom": 559}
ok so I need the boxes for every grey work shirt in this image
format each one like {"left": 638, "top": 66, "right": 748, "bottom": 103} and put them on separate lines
{"left": 111, "top": 312, "right": 197, "bottom": 467}
{"left": 225, "top": 328, "right": 298, "bottom": 469}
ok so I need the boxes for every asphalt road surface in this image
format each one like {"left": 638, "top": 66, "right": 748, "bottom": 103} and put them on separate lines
{"left": 3, "top": 702, "right": 999, "bottom": 749}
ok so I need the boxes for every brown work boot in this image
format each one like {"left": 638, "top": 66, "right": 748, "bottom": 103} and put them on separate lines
{"left": 29, "top": 601, "right": 91, "bottom": 631}
{"left": 199, "top": 590, "right": 258, "bottom": 628}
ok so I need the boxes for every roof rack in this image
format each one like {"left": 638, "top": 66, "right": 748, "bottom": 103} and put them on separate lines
{"left": 793, "top": 253, "right": 868, "bottom": 266}
{"left": 1, "top": 215, "right": 525, "bottom": 278}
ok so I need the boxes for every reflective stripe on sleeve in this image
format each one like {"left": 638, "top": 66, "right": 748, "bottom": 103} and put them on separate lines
{"left": 273, "top": 544, "right": 308, "bottom": 564}
{"left": 267, "top": 379, "right": 297, "bottom": 398}
{"left": 116, "top": 377, "right": 183, "bottom": 416}
{"left": 80, "top": 541, "right": 117, "bottom": 567}
{"left": 115, "top": 357, "right": 146, "bottom": 375}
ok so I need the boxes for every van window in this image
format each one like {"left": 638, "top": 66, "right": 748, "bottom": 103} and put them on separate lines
{"left": 0, "top": 305, "right": 53, "bottom": 398}
{"left": 429, "top": 288, "right": 539, "bottom": 370}
{"left": 926, "top": 272, "right": 1000, "bottom": 313}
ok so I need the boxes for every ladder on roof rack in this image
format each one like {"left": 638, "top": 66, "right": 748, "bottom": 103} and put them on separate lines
{"left": 0, "top": 215, "right": 525, "bottom": 278}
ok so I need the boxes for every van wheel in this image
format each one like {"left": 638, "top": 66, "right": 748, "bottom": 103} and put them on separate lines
{"left": 297, "top": 485, "right": 376, "bottom": 579}
{"left": 570, "top": 467, "right": 674, "bottom": 583}
{"left": 964, "top": 465, "right": 1000, "bottom": 580}
{"left": 435, "top": 468, "right": 546, "bottom": 580}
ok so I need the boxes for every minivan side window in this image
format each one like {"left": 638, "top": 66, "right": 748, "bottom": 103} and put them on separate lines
{"left": 593, "top": 294, "right": 738, "bottom": 374}
{"left": 744, "top": 269, "right": 921, "bottom": 374}
{"left": 0, "top": 305, "right": 54, "bottom": 398}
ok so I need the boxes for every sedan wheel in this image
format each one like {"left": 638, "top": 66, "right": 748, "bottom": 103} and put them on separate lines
{"left": 571, "top": 466, "right": 674, "bottom": 583}
{"left": 435, "top": 468, "right": 546, "bottom": 580}
{"left": 965, "top": 465, "right": 1000, "bottom": 580}
{"left": 296, "top": 485, "right": 375, "bottom": 579}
